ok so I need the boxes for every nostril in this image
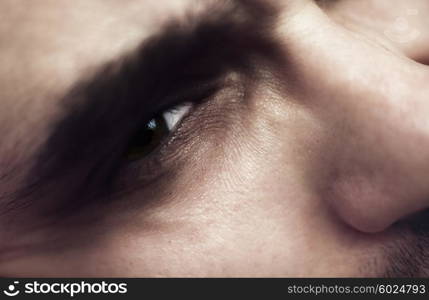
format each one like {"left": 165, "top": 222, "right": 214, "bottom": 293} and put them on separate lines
{"left": 395, "top": 208, "right": 429, "bottom": 234}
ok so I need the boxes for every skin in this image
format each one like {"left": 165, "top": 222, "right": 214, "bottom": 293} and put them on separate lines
{"left": 0, "top": 0, "right": 428, "bottom": 277}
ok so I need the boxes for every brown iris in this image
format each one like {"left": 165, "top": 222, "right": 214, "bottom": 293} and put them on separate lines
{"left": 125, "top": 115, "right": 169, "bottom": 161}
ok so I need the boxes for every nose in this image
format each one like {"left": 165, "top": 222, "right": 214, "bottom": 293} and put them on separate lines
{"left": 272, "top": 1, "right": 429, "bottom": 233}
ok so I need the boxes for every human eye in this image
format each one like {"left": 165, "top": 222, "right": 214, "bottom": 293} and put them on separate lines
{"left": 26, "top": 4, "right": 276, "bottom": 218}
{"left": 124, "top": 103, "right": 192, "bottom": 161}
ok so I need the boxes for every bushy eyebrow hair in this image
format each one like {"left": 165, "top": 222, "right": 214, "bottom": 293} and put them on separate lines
{"left": 6, "top": 0, "right": 283, "bottom": 218}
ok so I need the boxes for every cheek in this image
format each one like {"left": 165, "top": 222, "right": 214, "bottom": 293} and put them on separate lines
{"left": 0, "top": 136, "right": 390, "bottom": 277}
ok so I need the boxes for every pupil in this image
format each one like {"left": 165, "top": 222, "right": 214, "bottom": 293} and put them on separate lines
{"left": 125, "top": 116, "right": 168, "bottom": 160}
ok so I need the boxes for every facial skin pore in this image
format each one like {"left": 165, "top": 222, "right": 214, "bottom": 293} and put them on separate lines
{"left": 0, "top": 0, "right": 429, "bottom": 277}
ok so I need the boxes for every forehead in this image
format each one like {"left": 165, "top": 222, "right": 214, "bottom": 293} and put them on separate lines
{"left": 0, "top": 0, "right": 199, "bottom": 93}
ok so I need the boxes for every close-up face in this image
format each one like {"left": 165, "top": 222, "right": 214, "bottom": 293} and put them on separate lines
{"left": 1, "top": 0, "right": 429, "bottom": 277}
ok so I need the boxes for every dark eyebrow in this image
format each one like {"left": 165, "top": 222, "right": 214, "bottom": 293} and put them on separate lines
{"left": 8, "top": 0, "right": 282, "bottom": 217}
